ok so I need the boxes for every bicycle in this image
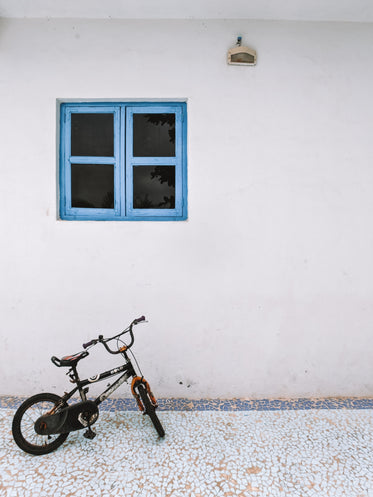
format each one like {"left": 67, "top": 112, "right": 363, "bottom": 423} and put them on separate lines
{"left": 12, "top": 316, "right": 165, "bottom": 455}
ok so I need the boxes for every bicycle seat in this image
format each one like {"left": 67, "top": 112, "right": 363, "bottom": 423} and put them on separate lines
{"left": 51, "top": 351, "right": 89, "bottom": 367}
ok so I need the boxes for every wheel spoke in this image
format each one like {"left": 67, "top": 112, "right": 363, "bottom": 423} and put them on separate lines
{"left": 22, "top": 425, "right": 35, "bottom": 434}
{"left": 25, "top": 412, "right": 37, "bottom": 424}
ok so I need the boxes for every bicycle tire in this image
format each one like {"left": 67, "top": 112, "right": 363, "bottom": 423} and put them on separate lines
{"left": 137, "top": 384, "right": 165, "bottom": 437}
{"left": 12, "top": 393, "right": 69, "bottom": 455}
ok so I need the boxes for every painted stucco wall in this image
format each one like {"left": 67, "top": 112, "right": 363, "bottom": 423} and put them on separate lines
{"left": 1, "top": 18, "right": 373, "bottom": 398}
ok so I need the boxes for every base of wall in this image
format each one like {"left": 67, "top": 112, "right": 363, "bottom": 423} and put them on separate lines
{"left": 1, "top": 396, "right": 373, "bottom": 411}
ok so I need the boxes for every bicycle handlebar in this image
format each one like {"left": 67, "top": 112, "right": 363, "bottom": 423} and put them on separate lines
{"left": 82, "top": 339, "right": 97, "bottom": 349}
{"left": 82, "top": 316, "right": 146, "bottom": 353}
{"left": 133, "top": 316, "right": 145, "bottom": 325}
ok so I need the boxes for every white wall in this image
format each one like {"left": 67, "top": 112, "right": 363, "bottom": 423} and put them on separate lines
{"left": 1, "top": 18, "right": 373, "bottom": 398}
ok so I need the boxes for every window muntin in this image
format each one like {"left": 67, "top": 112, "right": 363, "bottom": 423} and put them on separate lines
{"left": 59, "top": 102, "right": 187, "bottom": 221}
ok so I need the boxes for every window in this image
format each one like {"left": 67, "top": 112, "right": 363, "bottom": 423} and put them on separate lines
{"left": 59, "top": 102, "right": 187, "bottom": 220}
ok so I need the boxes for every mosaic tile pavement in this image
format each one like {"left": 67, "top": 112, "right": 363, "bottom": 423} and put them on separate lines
{"left": 2, "top": 396, "right": 373, "bottom": 411}
{"left": 1, "top": 397, "right": 373, "bottom": 497}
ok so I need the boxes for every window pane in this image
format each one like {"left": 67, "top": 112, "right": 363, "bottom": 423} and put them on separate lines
{"left": 133, "top": 113, "right": 175, "bottom": 157}
{"left": 71, "top": 113, "right": 114, "bottom": 157}
{"left": 133, "top": 166, "right": 175, "bottom": 209}
{"left": 71, "top": 164, "right": 114, "bottom": 209}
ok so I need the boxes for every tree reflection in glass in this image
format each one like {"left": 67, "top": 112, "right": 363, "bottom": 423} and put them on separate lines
{"left": 133, "top": 114, "right": 175, "bottom": 157}
{"left": 133, "top": 166, "right": 175, "bottom": 209}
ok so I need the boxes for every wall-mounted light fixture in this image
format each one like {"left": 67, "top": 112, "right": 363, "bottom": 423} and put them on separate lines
{"left": 227, "top": 36, "right": 257, "bottom": 66}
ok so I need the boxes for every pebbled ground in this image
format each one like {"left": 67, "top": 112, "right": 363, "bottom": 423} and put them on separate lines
{"left": 1, "top": 406, "right": 373, "bottom": 496}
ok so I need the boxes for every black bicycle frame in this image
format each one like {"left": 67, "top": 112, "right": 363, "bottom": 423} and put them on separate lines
{"left": 60, "top": 358, "right": 137, "bottom": 406}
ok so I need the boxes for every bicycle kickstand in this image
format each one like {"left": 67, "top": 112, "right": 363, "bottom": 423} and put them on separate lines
{"left": 83, "top": 425, "right": 96, "bottom": 439}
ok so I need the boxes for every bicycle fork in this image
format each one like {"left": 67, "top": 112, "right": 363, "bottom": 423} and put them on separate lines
{"left": 131, "top": 377, "right": 158, "bottom": 412}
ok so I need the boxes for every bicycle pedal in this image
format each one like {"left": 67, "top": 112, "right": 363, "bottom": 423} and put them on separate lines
{"left": 83, "top": 429, "right": 96, "bottom": 440}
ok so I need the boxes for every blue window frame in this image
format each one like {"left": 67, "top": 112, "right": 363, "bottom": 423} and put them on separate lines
{"left": 59, "top": 102, "right": 187, "bottom": 221}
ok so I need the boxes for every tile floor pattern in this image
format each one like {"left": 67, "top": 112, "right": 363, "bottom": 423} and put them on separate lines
{"left": 2, "top": 396, "right": 373, "bottom": 411}
{"left": 1, "top": 402, "right": 373, "bottom": 497}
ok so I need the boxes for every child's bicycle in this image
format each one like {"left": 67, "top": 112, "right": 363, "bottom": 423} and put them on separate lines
{"left": 12, "top": 316, "right": 164, "bottom": 455}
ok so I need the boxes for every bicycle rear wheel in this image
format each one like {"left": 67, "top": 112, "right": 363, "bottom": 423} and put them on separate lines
{"left": 12, "top": 393, "right": 69, "bottom": 455}
{"left": 137, "top": 384, "right": 165, "bottom": 437}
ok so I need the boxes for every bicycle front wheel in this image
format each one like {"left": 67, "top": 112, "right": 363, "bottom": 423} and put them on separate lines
{"left": 12, "top": 393, "right": 69, "bottom": 455}
{"left": 137, "top": 384, "right": 165, "bottom": 437}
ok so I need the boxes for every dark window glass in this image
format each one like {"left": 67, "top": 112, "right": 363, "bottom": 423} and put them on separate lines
{"left": 71, "top": 164, "right": 114, "bottom": 209}
{"left": 71, "top": 113, "right": 114, "bottom": 157}
{"left": 133, "top": 166, "right": 175, "bottom": 209}
{"left": 133, "top": 113, "right": 175, "bottom": 157}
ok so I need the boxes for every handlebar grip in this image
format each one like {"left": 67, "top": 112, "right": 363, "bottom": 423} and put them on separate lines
{"left": 83, "top": 339, "right": 95, "bottom": 349}
{"left": 133, "top": 316, "right": 145, "bottom": 325}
